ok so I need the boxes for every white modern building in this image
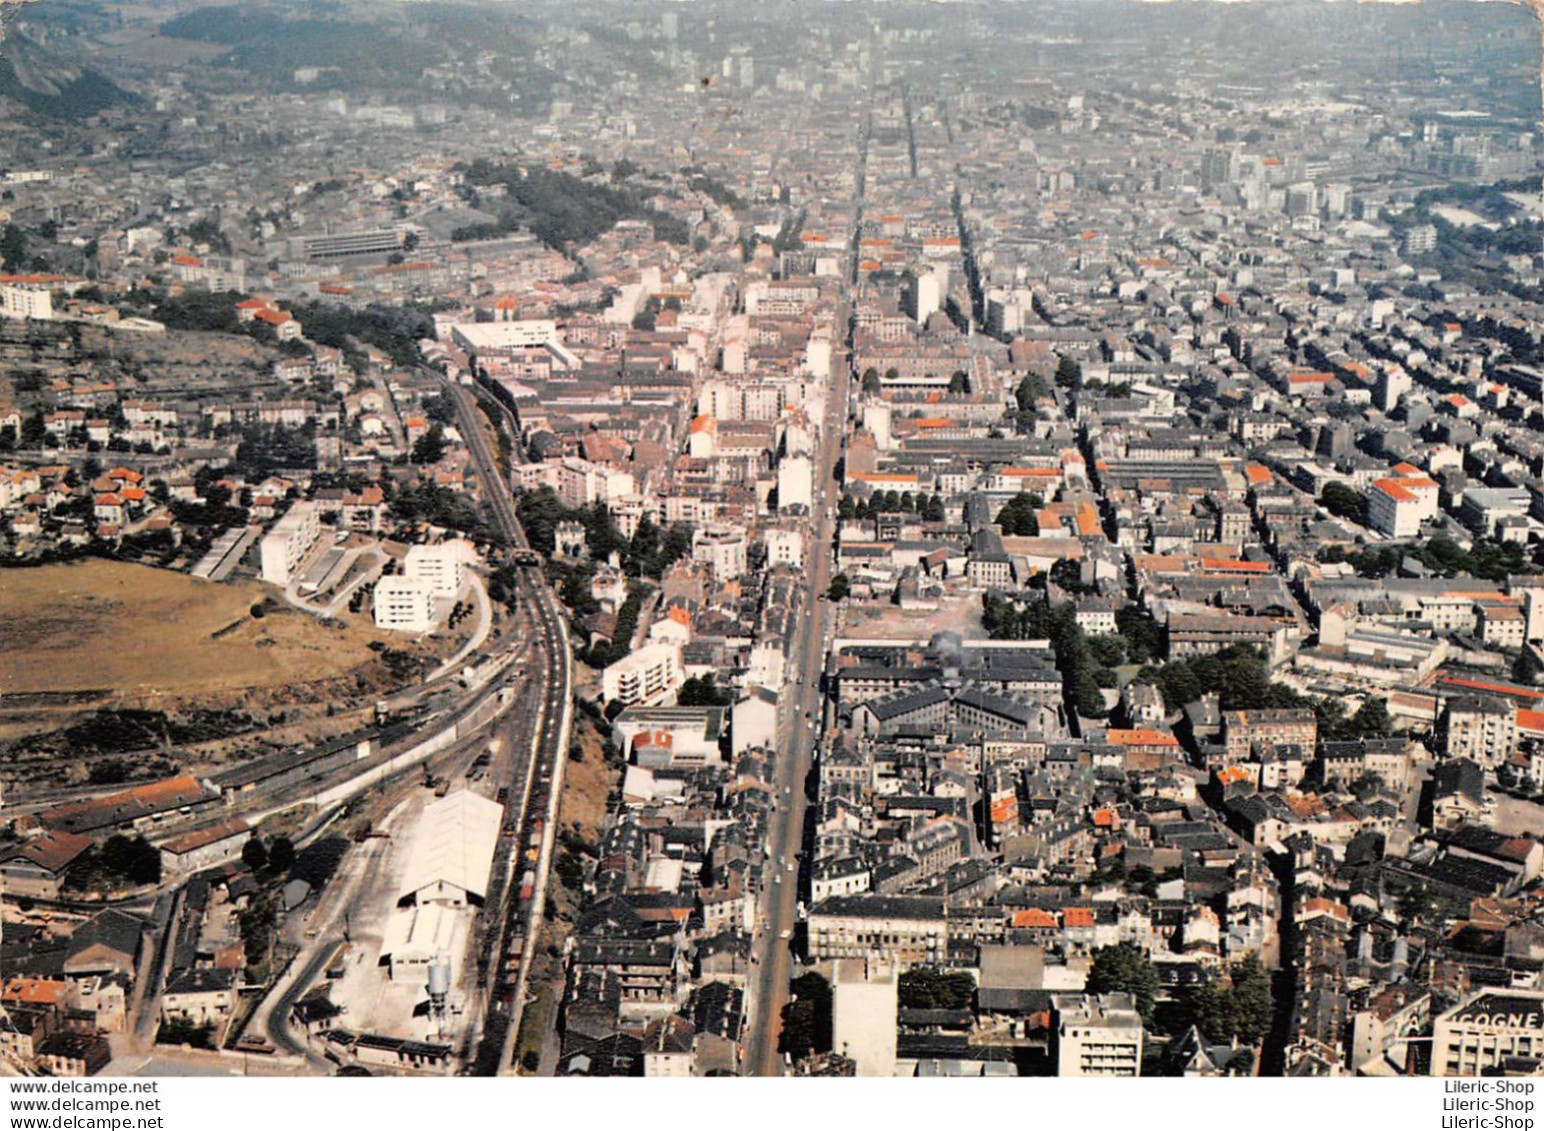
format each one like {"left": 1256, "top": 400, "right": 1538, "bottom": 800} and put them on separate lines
{"left": 374, "top": 576, "right": 436, "bottom": 633}
{"left": 1050, "top": 993, "right": 1144, "bottom": 1077}
{"left": 1366, "top": 476, "right": 1439, "bottom": 539}
{"left": 403, "top": 539, "right": 474, "bottom": 596}
{"left": 602, "top": 641, "right": 683, "bottom": 707}
{"left": 260, "top": 501, "right": 322, "bottom": 586}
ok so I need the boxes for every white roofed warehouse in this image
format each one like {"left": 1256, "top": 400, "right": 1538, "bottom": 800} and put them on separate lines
{"left": 396, "top": 790, "right": 503, "bottom": 909}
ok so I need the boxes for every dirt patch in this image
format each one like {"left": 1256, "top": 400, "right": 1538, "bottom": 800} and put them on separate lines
{"left": 0, "top": 559, "right": 393, "bottom": 697}
{"left": 838, "top": 592, "right": 991, "bottom": 641}
{"left": 557, "top": 724, "right": 615, "bottom": 844}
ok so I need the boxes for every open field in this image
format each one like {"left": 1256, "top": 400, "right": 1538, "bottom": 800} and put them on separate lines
{"left": 0, "top": 559, "right": 391, "bottom": 697}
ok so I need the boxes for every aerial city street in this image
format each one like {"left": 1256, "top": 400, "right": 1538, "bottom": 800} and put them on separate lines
{"left": 3, "top": 0, "right": 1544, "bottom": 1082}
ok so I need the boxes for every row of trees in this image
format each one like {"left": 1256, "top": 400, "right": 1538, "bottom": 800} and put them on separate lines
{"left": 582, "top": 583, "right": 651, "bottom": 669}
{"left": 981, "top": 594, "right": 1111, "bottom": 718}
{"left": 838, "top": 491, "right": 948, "bottom": 523}
{"left": 779, "top": 972, "right": 833, "bottom": 1057}
{"left": 1321, "top": 536, "right": 1534, "bottom": 583}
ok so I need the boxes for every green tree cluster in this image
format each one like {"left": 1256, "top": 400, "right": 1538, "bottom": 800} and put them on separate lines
{"left": 779, "top": 972, "right": 832, "bottom": 1057}
{"left": 411, "top": 423, "right": 448, "bottom": 465}
{"left": 458, "top": 159, "right": 690, "bottom": 249}
{"left": 516, "top": 488, "right": 690, "bottom": 580}
{"left": 1167, "top": 954, "right": 1274, "bottom": 1046}
{"left": 1319, "top": 482, "right": 1368, "bottom": 526}
{"left": 1054, "top": 355, "right": 1082, "bottom": 389}
{"left": 390, "top": 481, "right": 490, "bottom": 541}
{"left": 995, "top": 491, "right": 1040, "bottom": 536}
{"left": 897, "top": 967, "right": 976, "bottom": 1010}
{"left": 1085, "top": 943, "right": 1160, "bottom": 1025}
{"left": 1324, "top": 537, "right": 1532, "bottom": 583}
{"left": 234, "top": 423, "right": 316, "bottom": 477}
{"left": 1138, "top": 644, "right": 1302, "bottom": 713}
{"left": 678, "top": 676, "right": 732, "bottom": 706}
{"left": 99, "top": 835, "right": 161, "bottom": 884}
{"left": 1114, "top": 605, "right": 1164, "bottom": 665}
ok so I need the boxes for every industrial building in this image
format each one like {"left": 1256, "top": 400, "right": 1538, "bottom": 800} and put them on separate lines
{"left": 396, "top": 790, "right": 503, "bottom": 909}
{"left": 158, "top": 818, "right": 252, "bottom": 875}
{"left": 381, "top": 902, "right": 460, "bottom": 981}
{"left": 211, "top": 732, "right": 374, "bottom": 802}
{"left": 288, "top": 229, "right": 405, "bottom": 262}
{"left": 38, "top": 774, "right": 220, "bottom": 836}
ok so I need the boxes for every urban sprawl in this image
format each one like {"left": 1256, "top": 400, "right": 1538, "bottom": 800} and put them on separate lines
{"left": 2, "top": 0, "right": 1544, "bottom": 1083}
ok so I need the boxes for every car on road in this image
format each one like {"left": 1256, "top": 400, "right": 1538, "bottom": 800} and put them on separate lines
{"left": 779, "top": 929, "right": 792, "bottom": 941}
{"left": 772, "top": 873, "right": 782, "bottom": 884}
{"left": 786, "top": 860, "right": 796, "bottom": 873}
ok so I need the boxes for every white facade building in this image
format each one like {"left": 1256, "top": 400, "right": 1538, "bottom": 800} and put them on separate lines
{"left": 764, "top": 528, "right": 805, "bottom": 570}
{"left": 1366, "top": 476, "right": 1439, "bottom": 538}
{"left": 1432, "top": 989, "right": 1544, "bottom": 1077}
{"left": 1050, "top": 993, "right": 1144, "bottom": 1077}
{"left": 374, "top": 576, "right": 436, "bottom": 633}
{"left": 602, "top": 641, "right": 683, "bottom": 707}
{"left": 693, "top": 525, "right": 748, "bottom": 581}
{"left": 777, "top": 456, "right": 814, "bottom": 513}
{"left": 831, "top": 958, "right": 898, "bottom": 1078}
{"left": 0, "top": 282, "right": 54, "bottom": 321}
{"left": 404, "top": 539, "right": 473, "bottom": 596}
{"left": 260, "top": 501, "right": 322, "bottom": 586}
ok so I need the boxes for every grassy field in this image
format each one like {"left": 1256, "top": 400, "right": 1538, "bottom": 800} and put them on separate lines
{"left": 0, "top": 559, "right": 391, "bottom": 697}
